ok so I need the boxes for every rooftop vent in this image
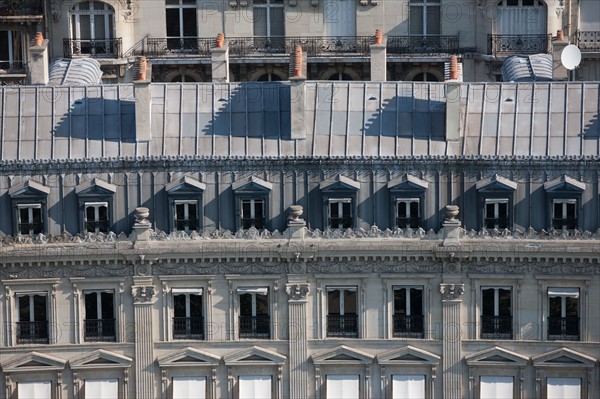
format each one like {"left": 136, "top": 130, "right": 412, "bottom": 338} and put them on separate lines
{"left": 48, "top": 58, "right": 103, "bottom": 86}
{"left": 501, "top": 54, "right": 553, "bottom": 82}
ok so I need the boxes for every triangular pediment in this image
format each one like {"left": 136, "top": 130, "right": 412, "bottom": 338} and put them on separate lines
{"left": 312, "top": 345, "right": 374, "bottom": 365}
{"left": 8, "top": 179, "right": 51, "bottom": 198}
{"left": 2, "top": 352, "right": 66, "bottom": 373}
{"left": 476, "top": 175, "right": 517, "bottom": 192}
{"left": 166, "top": 176, "right": 207, "bottom": 194}
{"left": 320, "top": 175, "right": 360, "bottom": 192}
{"left": 387, "top": 175, "right": 428, "bottom": 192}
{"left": 70, "top": 349, "right": 132, "bottom": 370}
{"left": 377, "top": 345, "right": 440, "bottom": 366}
{"left": 533, "top": 348, "right": 596, "bottom": 368}
{"left": 224, "top": 346, "right": 285, "bottom": 366}
{"left": 232, "top": 176, "right": 273, "bottom": 193}
{"left": 158, "top": 347, "right": 220, "bottom": 368}
{"left": 75, "top": 178, "right": 117, "bottom": 196}
{"left": 466, "top": 346, "right": 528, "bottom": 367}
{"left": 544, "top": 175, "right": 586, "bottom": 192}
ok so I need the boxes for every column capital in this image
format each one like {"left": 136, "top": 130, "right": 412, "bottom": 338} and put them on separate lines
{"left": 440, "top": 283, "right": 465, "bottom": 302}
{"left": 286, "top": 283, "right": 310, "bottom": 302}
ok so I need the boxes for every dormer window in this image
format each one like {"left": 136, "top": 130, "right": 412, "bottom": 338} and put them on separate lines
{"left": 321, "top": 175, "right": 360, "bottom": 230}
{"left": 166, "top": 176, "right": 206, "bottom": 233}
{"left": 388, "top": 175, "right": 428, "bottom": 230}
{"left": 76, "top": 178, "right": 116, "bottom": 234}
{"left": 544, "top": 175, "right": 585, "bottom": 231}
{"left": 17, "top": 204, "right": 43, "bottom": 235}
{"left": 84, "top": 202, "right": 109, "bottom": 233}
{"left": 328, "top": 198, "right": 352, "bottom": 229}
{"left": 476, "top": 175, "right": 517, "bottom": 230}
{"left": 241, "top": 199, "right": 265, "bottom": 230}
{"left": 9, "top": 179, "right": 50, "bottom": 236}
{"left": 232, "top": 176, "right": 272, "bottom": 231}
{"left": 484, "top": 198, "right": 509, "bottom": 229}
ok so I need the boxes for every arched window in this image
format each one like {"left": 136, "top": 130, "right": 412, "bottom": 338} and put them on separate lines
{"left": 70, "top": 1, "right": 116, "bottom": 56}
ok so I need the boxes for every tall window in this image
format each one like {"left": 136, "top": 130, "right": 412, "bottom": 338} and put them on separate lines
{"left": 253, "top": 0, "right": 284, "bottom": 47}
{"left": 0, "top": 30, "right": 22, "bottom": 70}
{"left": 327, "top": 287, "right": 358, "bottom": 338}
{"left": 480, "top": 376, "right": 513, "bottom": 399}
{"left": 16, "top": 293, "right": 49, "bottom": 344}
{"left": 84, "top": 290, "right": 115, "bottom": 342}
{"left": 84, "top": 202, "right": 109, "bottom": 233}
{"left": 238, "top": 288, "right": 270, "bottom": 339}
{"left": 17, "top": 382, "right": 52, "bottom": 399}
{"left": 326, "top": 375, "right": 359, "bottom": 399}
{"left": 328, "top": 199, "right": 352, "bottom": 229}
{"left": 409, "top": 0, "right": 440, "bottom": 36}
{"left": 552, "top": 199, "right": 577, "bottom": 230}
{"left": 241, "top": 199, "right": 265, "bottom": 230}
{"left": 546, "top": 378, "right": 581, "bottom": 399}
{"left": 173, "top": 289, "right": 203, "bottom": 340}
{"left": 481, "top": 287, "right": 512, "bottom": 339}
{"left": 396, "top": 199, "right": 420, "bottom": 228}
{"left": 166, "top": 0, "right": 197, "bottom": 51}
{"left": 548, "top": 288, "right": 579, "bottom": 341}
{"left": 174, "top": 200, "right": 199, "bottom": 232}
{"left": 71, "top": 1, "right": 116, "bottom": 55}
{"left": 393, "top": 287, "right": 423, "bottom": 338}
{"left": 484, "top": 198, "right": 509, "bottom": 229}
{"left": 392, "top": 375, "right": 425, "bottom": 399}
{"left": 85, "top": 379, "right": 118, "bottom": 399}
{"left": 17, "top": 204, "right": 43, "bottom": 235}
{"left": 239, "top": 376, "right": 272, "bottom": 399}
{"left": 173, "top": 377, "right": 207, "bottom": 399}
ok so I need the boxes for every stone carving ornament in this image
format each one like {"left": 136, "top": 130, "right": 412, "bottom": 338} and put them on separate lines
{"left": 132, "top": 286, "right": 156, "bottom": 303}
{"left": 440, "top": 283, "right": 465, "bottom": 301}
{"left": 286, "top": 283, "right": 310, "bottom": 301}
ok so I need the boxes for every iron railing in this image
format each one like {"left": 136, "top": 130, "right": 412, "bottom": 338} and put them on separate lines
{"left": 328, "top": 217, "right": 353, "bottom": 230}
{"left": 484, "top": 218, "right": 509, "bottom": 230}
{"left": 0, "top": 61, "right": 24, "bottom": 72}
{"left": 548, "top": 317, "right": 579, "bottom": 341}
{"left": 488, "top": 34, "right": 551, "bottom": 55}
{"left": 241, "top": 218, "right": 265, "bottom": 230}
{"left": 393, "top": 314, "right": 424, "bottom": 338}
{"left": 85, "top": 220, "right": 109, "bottom": 233}
{"left": 84, "top": 319, "right": 116, "bottom": 342}
{"left": 18, "top": 222, "right": 43, "bottom": 235}
{"left": 145, "top": 37, "right": 212, "bottom": 58}
{"left": 0, "top": 0, "right": 42, "bottom": 15}
{"left": 16, "top": 321, "right": 49, "bottom": 344}
{"left": 576, "top": 31, "right": 600, "bottom": 52}
{"left": 239, "top": 315, "right": 270, "bottom": 339}
{"left": 173, "top": 317, "right": 204, "bottom": 340}
{"left": 396, "top": 217, "right": 420, "bottom": 229}
{"left": 552, "top": 217, "right": 577, "bottom": 230}
{"left": 228, "top": 36, "right": 372, "bottom": 57}
{"left": 228, "top": 37, "right": 287, "bottom": 56}
{"left": 481, "top": 315, "right": 513, "bottom": 339}
{"left": 63, "top": 38, "right": 122, "bottom": 58}
{"left": 387, "top": 35, "right": 460, "bottom": 55}
{"left": 327, "top": 314, "right": 358, "bottom": 338}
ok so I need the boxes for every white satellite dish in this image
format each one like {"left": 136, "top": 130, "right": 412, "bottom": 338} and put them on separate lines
{"left": 561, "top": 44, "right": 582, "bottom": 70}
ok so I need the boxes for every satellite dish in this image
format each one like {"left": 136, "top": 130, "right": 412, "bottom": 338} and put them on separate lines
{"left": 561, "top": 44, "right": 582, "bottom": 70}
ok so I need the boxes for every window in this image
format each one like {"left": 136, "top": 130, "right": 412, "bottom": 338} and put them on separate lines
{"left": 409, "top": 0, "right": 440, "bottom": 36}
{"left": 392, "top": 375, "right": 425, "bottom": 399}
{"left": 552, "top": 199, "right": 577, "bottom": 230}
{"left": 326, "top": 287, "right": 358, "bottom": 338}
{"left": 241, "top": 199, "right": 265, "bottom": 230}
{"left": 239, "top": 376, "right": 272, "bottom": 399}
{"left": 17, "top": 204, "right": 43, "bottom": 235}
{"left": 328, "top": 199, "right": 352, "bottom": 229}
{"left": 326, "top": 375, "right": 359, "bottom": 399}
{"left": 166, "top": 0, "right": 197, "bottom": 51}
{"left": 484, "top": 199, "right": 509, "bottom": 229}
{"left": 173, "top": 289, "right": 204, "bottom": 340}
{"left": 548, "top": 288, "right": 579, "bottom": 341}
{"left": 17, "top": 381, "right": 51, "bottom": 399}
{"left": 546, "top": 378, "right": 581, "bottom": 399}
{"left": 84, "top": 290, "right": 115, "bottom": 342}
{"left": 16, "top": 293, "right": 49, "bottom": 344}
{"left": 0, "top": 30, "right": 23, "bottom": 71}
{"left": 84, "top": 202, "right": 109, "bottom": 233}
{"left": 253, "top": 0, "right": 284, "bottom": 49}
{"left": 85, "top": 379, "right": 118, "bottom": 399}
{"left": 174, "top": 201, "right": 199, "bottom": 232}
{"left": 173, "top": 377, "right": 206, "bottom": 399}
{"left": 70, "top": 1, "right": 117, "bottom": 56}
{"left": 480, "top": 376, "right": 513, "bottom": 399}
{"left": 481, "top": 287, "right": 512, "bottom": 339}
{"left": 238, "top": 288, "right": 270, "bottom": 339}
{"left": 396, "top": 199, "right": 420, "bottom": 228}
{"left": 166, "top": 176, "right": 206, "bottom": 233}
{"left": 393, "top": 287, "right": 423, "bottom": 338}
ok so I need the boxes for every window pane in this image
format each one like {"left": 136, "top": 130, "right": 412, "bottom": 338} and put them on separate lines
{"left": 554, "top": 202, "right": 563, "bottom": 219}
{"left": 174, "top": 294, "right": 187, "bottom": 317}
{"left": 166, "top": 9, "right": 181, "bottom": 37}
{"left": 79, "top": 15, "right": 91, "bottom": 40}
{"left": 33, "top": 295, "right": 47, "bottom": 322}
{"left": 398, "top": 202, "right": 407, "bottom": 218}
{"left": 18, "top": 381, "right": 52, "bottom": 399}
{"left": 190, "top": 294, "right": 202, "bottom": 317}
{"left": 94, "top": 15, "right": 106, "bottom": 39}
{"left": 548, "top": 296, "right": 562, "bottom": 317}
{"left": 176, "top": 203, "right": 186, "bottom": 219}
{"left": 86, "top": 206, "right": 96, "bottom": 221}
{"left": 566, "top": 203, "right": 576, "bottom": 218}
{"left": 99, "top": 205, "right": 108, "bottom": 221}
{"left": 253, "top": 8, "right": 268, "bottom": 36}
{"left": 270, "top": 8, "right": 284, "bottom": 36}
{"left": 254, "top": 200, "right": 264, "bottom": 218}
{"left": 239, "top": 376, "right": 272, "bottom": 399}
{"left": 342, "top": 202, "right": 352, "bottom": 217}
{"left": 426, "top": 6, "right": 440, "bottom": 35}
{"left": 394, "top": 288, "right": 407, "bottom": 314}
{"left": 499, "top": 289, "right": 511, "bottom": 316}
{"left": 173, "top": 377, "right": 206, "bottom": 399}
{"left": 392, "top": 375, "right": 425, "bottom": 399}
{"left": 85, "top": 379, "right": 119, "bottom": 399}
{"left": 85, "top": 292, "right": 99, "bottom": 319}
{"left": 18, "top": 296, "right": 30, "bottom": 321}
{"left": 256, "top": 293, "right": 269, "bottom": 315}
{"left": 480, "top": 376, "right": 513, "bottom": 399}
{"left": 566, "top": 297, "right": 578, "bottom": 317}
{"left": 482, "top": 289, "right": 494, "bottom": 315}
{"left": 409, "top": 6, "right": 424, "bottom": 35}
{"left": 19, "top": 207, "right": 30, "bottom": 223}
{"left": 101, "top": 292, "right": 114, "bottom": 319}
{"left": 330, "top": 202, "right": 339, "bottom": 218}
{"left": 188, "top": 203, "right": 198, "bottom": 219}
{"left": 410, "top": 288, "right": 423, "bottom": 315}
{"left": 182, "top": 8, "right": 197, "bottom": 37}
{"left": 410, "top": 201, "right": 419, "bottom": 216}
{"left": 547, "top": 378, "right": 581, "bottom": 399}
{"left": 344, "top": 290, "right": 357, "bottom": 314}
{"left": 240, "top": 293, "right": 253, "bottom": 316}
{"left": 242, "top": 200, "right": 252, "bottom": 218}
{"left": 326, "top": 375, "right": 359, "bottom": 399}
{"left": 498, "top": 202, "right": 508, "bottom": 217}
{"left": 328, "top": 290, "right": 340, "bottom": 314}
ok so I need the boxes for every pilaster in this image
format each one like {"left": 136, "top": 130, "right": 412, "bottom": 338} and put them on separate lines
{"left": 132, "top": 276, "right": 157, "bottom": 398}
{"left": 440, "top": 283, "right": 464, "bottom": 399}
{"left": 286, "top": 281, "right": 310, "bottom": 399}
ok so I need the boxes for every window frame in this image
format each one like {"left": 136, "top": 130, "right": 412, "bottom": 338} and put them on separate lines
{"left": 316, "top": 276, "right": 366, "bottom": 340}
{"left": 76, "top": 178, "right": 116, "bottom": 235}
{"left": 320, "top": 176, "right": 360, "bottom": 230}
{"left": 82, "top": 289, "right": 117, "bottom": 342}
{"left": 83, "top": 201, "right": 110, "bottom": 233}
{"left": 325, "top": 286, "right": 359, "bottom": 338}
{"left": 392, "top": 285, "right": 424, "bottom": 338}
{"left": 15, "top": 291, "right": 49, "bottom": 345}
{"left": 165, "top": 0, "right": 198, "bottom": 49}
{"left": 172, "top": 288, "right": 204, "bottom": 340}
{"left": 409, "top": 0, "right": 441, "bottom": 36}
{"left": 166, "top": 175, "right": 206, "bottom": 234}
{"left": 544, "top": 175, "right": 585, "bottom": 231}
{"left": 476, "top": 175, "right": 517, "bottom": 230}
{"left": 550, "top": 199, "right": 578, "bottom": 230}
{"left": 237, "top": 287, "right": 271, "bottom": 340}
{"left": 327, "top": 198, "right": 353, "bottom": 230}
{"left": 547, "top": 287, "right": 580, "bottom": 341}
{"left": 0, "top": 30, "right": 23, "bottom": 71}
{"left": 240, "top": 198, "right": 266, "bottom": 230}
{"left": 253, "top": 0, "right": 285, "bottom": 38}
{"left": 480, "top": 286, "right": 513, "bottom": 340}
{"left": 232, "top": 176, "right": 272, "bottom": 231}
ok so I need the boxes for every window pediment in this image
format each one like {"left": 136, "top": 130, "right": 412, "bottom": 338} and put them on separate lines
{"left": 533, "top": 348, "right": 596, "bottom": 368}
{"left": 232, "top": 175, "right": 273, "bottom": 193}
{"left": 2, "top": 352, "right": 66, "bottom": 373}
{"left": 158, "top": 347, "right": 220, "bottom": 368}
{"left": 476, "top": 175, "right": 517, "bottom": 192}
{"left": 224, "top": 346, "right": 286, "bottom": 366}
{"left": 377, "top": 346, "right": 440, "bottom": 366}
{"left": 75, "top": 178, "right": 117, "bottom": 197}
{"left": 544, "top": 175, "right": 586, "bottom": 192}
{"left": 8, "top": 179, "right": 50, "bottom": 198}
{"left": 465, "top": 346, "right": 528, "bottom": 367}
{"left": 387, "top": 175, "right": 428, "bottom": 192}
{"left": 70, "top": 349, "right": 132, "bottom": 370}
{"left": 166, "top": 176, "right": 207, "bottom": 194}
{"left": 320, "top": 175, "right": 360, "bottom": 192}
{"left": 312, "top": 345, "right": 374, "bottom": 365}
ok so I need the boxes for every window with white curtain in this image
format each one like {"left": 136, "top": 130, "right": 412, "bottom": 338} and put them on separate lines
{"left": 392, "top": 375, "right": 425, "bottom": 399}
{"left": 480, "top": 376, "right": 513, "bottom": 399}
{"left": 239, "top": 376, "right": 272, "bottom": 399}
{"left": 85, "top": 379, "right": 118, "bottom": 398}
{"left": 172, "top": 377, "right": 206, "bottom": 399}
{"left": 326, "top": 375, "right": 359, "bottom": 399}
{"left": 547, "top": 378, "right": 581, "bottom": 399}
{"left": 17, "top": 381, "right": 51, "bottom": 399}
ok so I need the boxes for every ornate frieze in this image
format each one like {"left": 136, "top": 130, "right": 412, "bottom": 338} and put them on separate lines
{"left": 286, "top": 283, "right": 310, "bottom": 301}
{"left": 440, "top": 283, "right": 465, "bottom": 302}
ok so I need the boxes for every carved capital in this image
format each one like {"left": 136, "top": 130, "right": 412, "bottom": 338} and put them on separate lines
{"left": 132, "top": 285, "right": 156, "bottom": 303}
{"left": 440, "top": 283, "right": 464, "bottom": 302}
{"left": 286, "top": 283, "right": 310, "bottom": 301}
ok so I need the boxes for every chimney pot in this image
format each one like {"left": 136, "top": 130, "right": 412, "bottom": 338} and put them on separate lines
{"left": 374, "top": 29, "right": 383, "bottom": 45}
{"left": 556, "top": 29, "right": 564, "bottom": 41}
{"left": 216, "top": 33, "right": 225, "bottom": 48}
{"left": 34, "top": 32, "right": 43, "bottom": 46}
{"left": 138, "top": 56, "right": 147, "bottom": 81}
{"left": 449, "top": 55, "right": 458, "bottom": 80}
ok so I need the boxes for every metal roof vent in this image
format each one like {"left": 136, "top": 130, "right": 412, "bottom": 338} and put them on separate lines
{"left": 48, "top": 58, "right": 103, "bottom": 86}
{"left": 501, "top": 54, "right": 553, "bottom": 82}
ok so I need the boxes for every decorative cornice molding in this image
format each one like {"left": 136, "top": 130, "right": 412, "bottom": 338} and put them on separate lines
{"left": 285, "top": 283, "right": 310, "bottom": 301}
{"left": 440, "top": 283, "right": 465, "bottom": 302}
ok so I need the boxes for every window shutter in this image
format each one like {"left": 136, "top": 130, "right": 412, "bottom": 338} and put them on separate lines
{"left": 547, "top": 378, "right": 581, "bottom": 399}
{"left": 85, "top": 379, "right": 119, "bottom": 399}
{"left": 239, "top": 376, "right": 272, "bottom": 399}
{"left": 173, "top": 377, "right": 206, "bottom": 399}
{"left": 326, "top": 375, "right": 359, "bottom": 399}
{"left": 18, "top": 381, "right": 52, "bottom": 399}
{"left": 480, "top": 376, "right": 513, "bottom": 399}
{"left": 392, "top": 375, "right": 426, "bottom": 399}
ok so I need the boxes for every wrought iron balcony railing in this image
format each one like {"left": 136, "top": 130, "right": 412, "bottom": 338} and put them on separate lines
{"left": 0, "top": 0, "right": 43, "bottom": 16}
{"left": 84, "top": 319, "right": 116, "bottom": 342}
{"left": 173, "top": 317, "right": 204, "bottom": 340}
{"left": 481, "top": 315, "right": 513, "bottom": 339}
{"left": 0, "top": 60, "right": 25, "bottom": 73}
{"left": 239, "top": 315, "right": 270, "bottom": 339}
{"left": 63, "top": 38, "right": 122, "bottom": 58}
{"left": 396, "top": 217, "right": 420, "bottom": 229}
{"left": 488, "top": 34, "right": 551, "bottom": 56}
{"left": 146, "top": 37, "right": 212, "bottom": 58}
{"left": 241, "top": 217, "right": 265, "bottom": 230}
{"left": 228, "top": 36, "right": 372, "bottom": 57}
{"left": 16, "top": 321, "right": 49, "bottom": 344}
{"left": 327, "top": 314, "right": 358, "bottom": 338}
{"left": 484, "top": 218, "right": 509, "bottom": 230}
{"left": 576, "top": 31, "right": 600, "bottom": 52}
{"left": 85, "top": 220, "right": 109, "bottom": 233}
{"left": 328, "top": 217, "right": 353, "bottom": 230}
{"left": 393, "top": 314, "right": 424, "bottom": 338}
{"left": 387, "top": 35, "right": 460, "bottom": 55}
{"left": 548, "top": 317, "right": 579, "bottom": 341}
{"left": 552, "top": 217, "right": 577, "bottom": 230}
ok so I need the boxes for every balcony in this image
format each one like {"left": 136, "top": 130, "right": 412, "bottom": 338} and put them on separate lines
{"left": 548, "top": 317, "right": 579, "bottom": 341}
{"left": 488, "top": 34, "right": 551, "bottom": 56}
{"left": 327, "top": 314, "right": 358, "bottom": 338}
{"left": 481, "top": 315, "right": 513, "bottom": 339}
{"left": 0, "top": 0, "right": 42, "bottom": 17}
{"left": 0, "top": 60, "right": 24, "bottom": 74}
{"left": 328, "top": 217, "right": 353, "bottom": 230}
{"left": 84, "top": 319, "right": 116, "bottom": 342}
{"left": 241, "top": 218, "right": 265, "bottom": 230}
{"left": 387, "top": 35, "right": 460, "bottom": 55}
{"left": 145, "top": 37, "right": 212, "bottom": 58}
{"left": 576, "top": 31, "right": 600, "bottom": 53}
{"left": 393, "top": 314, "right": 424, "bottom": 338}
{"left": 396, "top": 217, "right": 420, "bottom": 229}
{"left": 484, "top": 218, "right": 509, "bottom": 230}
{"left": 16, "top": 321, "right": 49, "bottom": 344}
{"left": 173, "top": 317, "right": 204, "bottom": 340}
{"left": 239, "top": 315, "right": 270, "bottom": 339}
{"left": 63, "top": 38, "right": 123, "bottom": 59}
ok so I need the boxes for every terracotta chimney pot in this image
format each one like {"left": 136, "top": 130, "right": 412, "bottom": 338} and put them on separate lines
{"left": 449, "top": 55, "right": 458, "bottom": 80}
{"left": 138, "top": 56, "right": 147, "bottom": 81}
{"left": 374, "top": 29, "right": 383, "bottom": 45}
{"left": 216, "top": 33, "right": 225, "bottom": 48}
{"left": 34, "top": 32, "right": 43, "bottom": 46}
